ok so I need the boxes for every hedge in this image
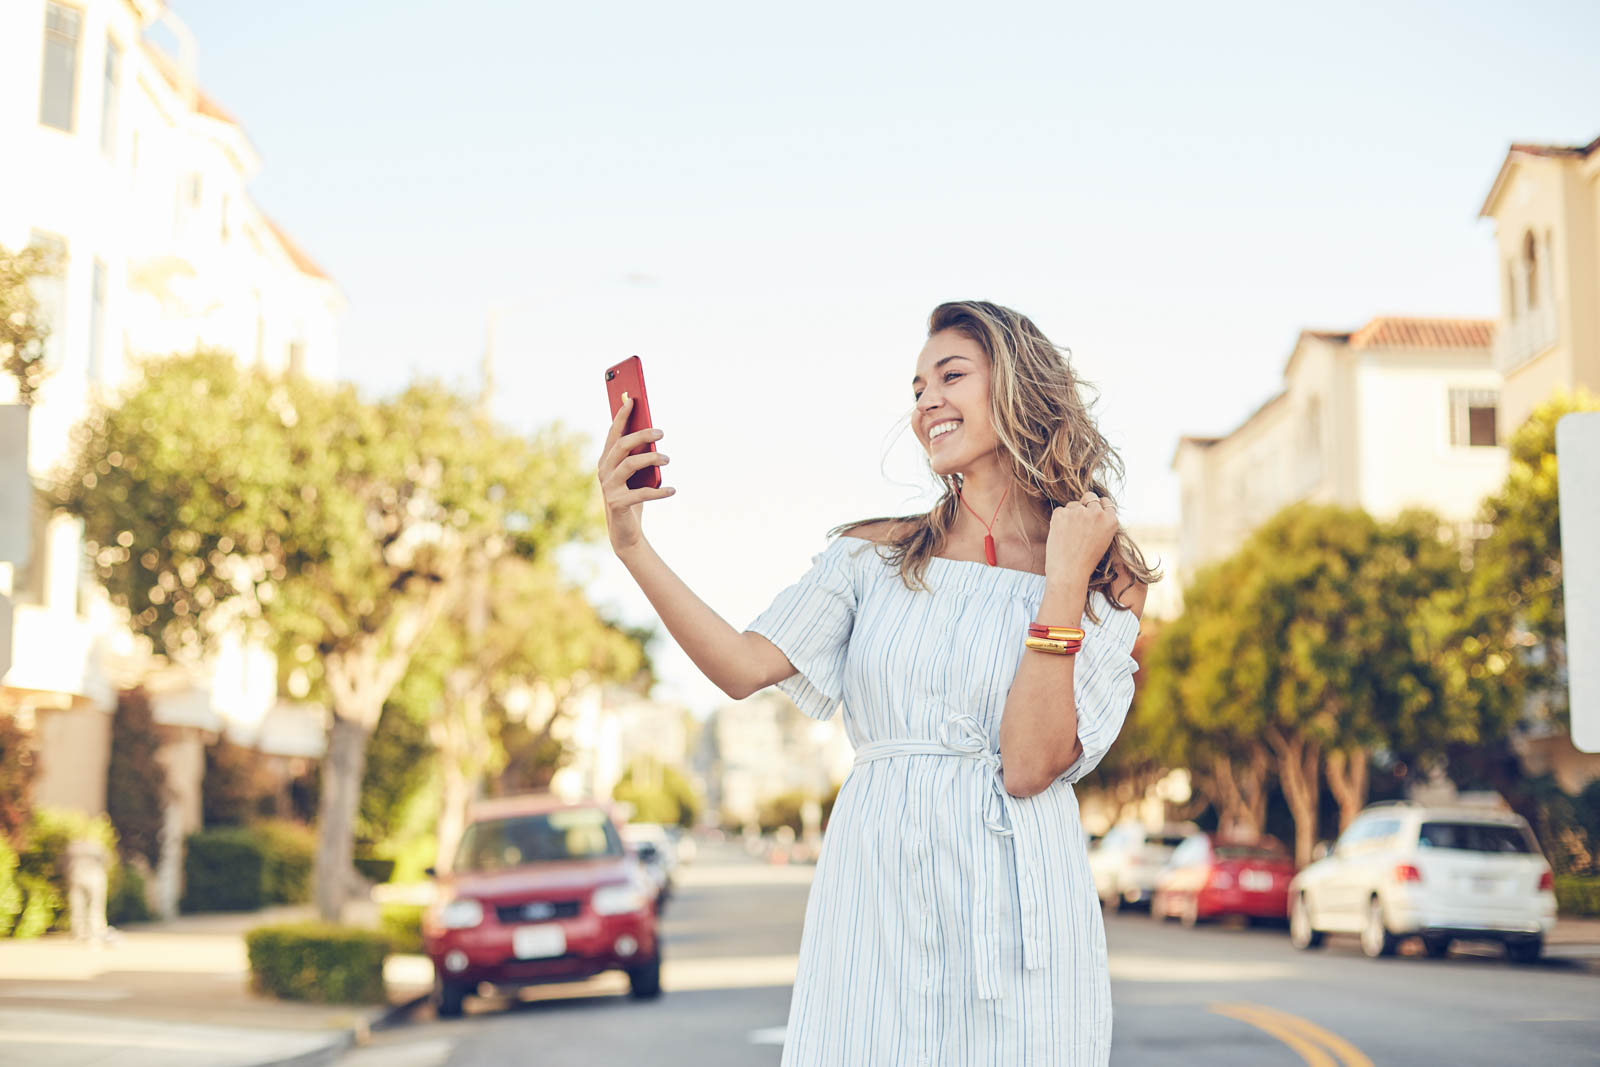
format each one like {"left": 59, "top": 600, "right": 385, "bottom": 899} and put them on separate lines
{"left": 181, "top": 822, "right": 316, "bottom": 913}
{"left": 246, "top": 923, "right": 388, "bottom": 1004}
{"left": 0, "top": 838, "right": 19, "bottom": 935}
{"left": 1555, "top": 875, "right": 1600, "bottom": 917}
{"left": 8, "top": 808, "right": 119, "bottom": 936}
{"left": 379, "top": 902, "right": 424, "bottom": 955}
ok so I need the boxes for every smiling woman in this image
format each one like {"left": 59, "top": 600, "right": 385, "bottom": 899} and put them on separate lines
{"left": 598, "top": 299, "right": 1158, "bottom": 1066}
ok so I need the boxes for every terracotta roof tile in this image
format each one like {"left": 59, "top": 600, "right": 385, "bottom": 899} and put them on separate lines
{"left": 263, "top": 217, "right": 331, "bottom": 281}
{"left": 1345, "top": 316, "right": 1494, "bottom": 350}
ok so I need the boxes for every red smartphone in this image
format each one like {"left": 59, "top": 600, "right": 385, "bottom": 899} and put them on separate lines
{"left": 604, "top": 356, "right": 661, "bottom": 491}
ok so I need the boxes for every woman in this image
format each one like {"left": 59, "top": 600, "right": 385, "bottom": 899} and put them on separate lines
{"left": 597, "top": 300, "right": 1156, "bottom": 1066}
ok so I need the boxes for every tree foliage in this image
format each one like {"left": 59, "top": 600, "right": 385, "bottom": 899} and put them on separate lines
{"left": 0, "top": 241, "right": 62, "bottom": 405}
{"left": 612, "top": 759, "right": 702, "bottom": 829}
{"left": 105, "top": 688, "right": 169, "bottom": 867}
{"left": 54, "top": 352, "right": 599, "bottom": 919}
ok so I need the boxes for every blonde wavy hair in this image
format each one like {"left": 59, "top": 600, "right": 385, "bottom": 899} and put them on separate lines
{"left": 832, "top": 300, "right": 1159, "bottom": 620}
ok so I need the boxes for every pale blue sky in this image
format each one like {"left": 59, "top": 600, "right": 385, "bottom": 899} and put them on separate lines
{"left": 175, "top": 0, "right": 1600, "bottom": 714}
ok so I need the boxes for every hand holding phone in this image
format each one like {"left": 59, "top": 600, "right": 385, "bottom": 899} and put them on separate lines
{"left": 599, "top": 356, "right": 674, "bottom": 554}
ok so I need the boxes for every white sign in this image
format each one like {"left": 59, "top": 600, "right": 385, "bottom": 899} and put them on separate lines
{"left": 1557, "top": 412, "right": 1600, "bottom": 753}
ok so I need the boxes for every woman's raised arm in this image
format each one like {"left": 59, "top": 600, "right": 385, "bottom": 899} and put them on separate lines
{"left": 598, "top": 395, "right": 796, "bottom": 700}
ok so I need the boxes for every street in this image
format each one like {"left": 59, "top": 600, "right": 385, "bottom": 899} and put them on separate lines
{"left": 345, "top": 843, "right": 1600, "bottom": 1066}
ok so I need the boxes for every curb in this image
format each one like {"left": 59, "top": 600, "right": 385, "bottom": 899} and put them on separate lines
{"left": 252, "top": 991, "right": 431, "bottom": 1067}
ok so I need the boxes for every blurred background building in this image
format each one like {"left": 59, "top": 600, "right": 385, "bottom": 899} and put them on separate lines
{"left": 1, "top": 0, "right": 341, "bottom": 910}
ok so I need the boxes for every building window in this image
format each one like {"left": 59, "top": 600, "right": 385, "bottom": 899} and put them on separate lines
{"left": 27, "top": 230, "right": 69, "bottom": 372}
{"left": 1449, "top": 389, "right": 1499, "bottom": 448}
{"left": 39, "top": 3, "right": 82, "bottom": 132}
{"left": 1523, "top": 231, "right": 1539, "bottom": 311}
{"left": 287, "top": 340, "right": 306, "bottom": 376}
{"left": 88, "top": 258, "right": 107, "bottom": 382}
{"left": 100, "top": 38, "right": 120, "bottom": 157}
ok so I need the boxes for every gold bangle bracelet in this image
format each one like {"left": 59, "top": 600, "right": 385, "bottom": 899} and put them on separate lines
{"left": 1028, "top": 626, "right": 1086, "bottom": 641}
{"left": 1024, "top": 636, "right": 1080, "bottom": 655}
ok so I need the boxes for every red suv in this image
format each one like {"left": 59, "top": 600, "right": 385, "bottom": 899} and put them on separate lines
{"left": 423, "top": 795, "right": 661, "bottom": 1016}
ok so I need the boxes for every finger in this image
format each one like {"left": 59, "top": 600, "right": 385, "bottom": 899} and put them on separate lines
{"left": 601, "top": 427, "right": 663, "bottom": 471}
{"left": 602, "top": 392, "right": 633, "bottom": 453}
{"left": 624, "top": 485, "right": 676, "bottom": 503}
{"left": 618, "top": 451, "right": 669, "bottom": 477}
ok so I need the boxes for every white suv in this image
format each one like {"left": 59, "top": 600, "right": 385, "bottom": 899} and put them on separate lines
{"left": 1287, "top": 800, "right": 1557, "bottom": 962}
{"left": 1089, "top": 822, "right": 1197, "bottom": 911}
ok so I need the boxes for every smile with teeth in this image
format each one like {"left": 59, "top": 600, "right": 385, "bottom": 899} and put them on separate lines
{"left": 928, "top": 420, "right": 961, "bottom": 444}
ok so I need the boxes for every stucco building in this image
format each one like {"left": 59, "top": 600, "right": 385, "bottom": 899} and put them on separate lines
{"left": 0, "top": 0, "right": 340, "bottom": 856}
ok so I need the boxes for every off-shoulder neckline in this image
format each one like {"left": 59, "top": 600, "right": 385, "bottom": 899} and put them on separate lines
{"left": 834, "top": 533, "right": 1136, "bottom": 611}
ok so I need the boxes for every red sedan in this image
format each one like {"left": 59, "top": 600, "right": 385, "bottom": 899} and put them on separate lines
{"left": 423, "top": 795, "right": 661, "bottom": 1016}
{"left": 1151, "top": 834, "right": 1297, "bottom": 927}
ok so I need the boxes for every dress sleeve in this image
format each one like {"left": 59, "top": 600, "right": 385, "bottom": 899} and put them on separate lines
{"left": 743, "top": 537, "right": 860, "bottom": 721}
{"left": 1059, "top": 601, "right": 1142, "bottom": 785}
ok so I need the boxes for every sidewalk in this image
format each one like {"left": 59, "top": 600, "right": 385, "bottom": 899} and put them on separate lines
{"left": 0, "top": 904, "right": 433, "bottom": 1067}
{"left": 1545, "top": 915, "right": 1600, "bottom": 970}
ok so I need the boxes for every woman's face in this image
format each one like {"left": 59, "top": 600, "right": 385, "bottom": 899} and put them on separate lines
{"left": 912, "top": 328, "right": 998, "bottom": 478}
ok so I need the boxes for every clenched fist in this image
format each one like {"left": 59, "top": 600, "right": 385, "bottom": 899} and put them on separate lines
{"left": 1044, "top": 492, "right": 1119, "bottom": 587}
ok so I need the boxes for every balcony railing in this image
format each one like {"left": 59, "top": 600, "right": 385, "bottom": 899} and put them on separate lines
{"left": 1493, "top": 306, "right": 1558, "bottom": 375}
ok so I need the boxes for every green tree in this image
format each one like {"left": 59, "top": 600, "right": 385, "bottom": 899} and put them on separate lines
{"left": 55, "top": 353, "right": 596, "bottom": 919}
{"left": 612, "top": 759, "right": 702, "bottom": 829}
{"left": 1081, "top": 623, "right": 1180, "bottom": 826}
{"left": 0, "top": 241, "right": 63, "bottom": 405}
{"left": 105, "top": 688, "right": 169, "bottom": 867}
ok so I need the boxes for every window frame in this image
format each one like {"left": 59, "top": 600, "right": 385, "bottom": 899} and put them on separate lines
{"left": 1448, "top": 388, "right": 1499, "bottom": 449}
{"left": 39, "top": 1, "right": 84, "bottom": 134}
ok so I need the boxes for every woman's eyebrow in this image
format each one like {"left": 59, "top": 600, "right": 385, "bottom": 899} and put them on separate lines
{"left": 911, "top": 354, "right": 971, "bottom": 387}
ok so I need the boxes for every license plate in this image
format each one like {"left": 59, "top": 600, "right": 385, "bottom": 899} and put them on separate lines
{"left": 1471, "top": 877, "right": 1499, "bottom": 894}
{"left": 1239, "top": 871, "right": 1273, "bottom": 892}
{"left": 512, "top": 924, "right": 567, "bottom": 959}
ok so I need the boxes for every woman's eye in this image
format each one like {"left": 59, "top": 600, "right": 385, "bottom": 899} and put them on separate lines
{"left": 944, "top": 372, "right": 962, "bottom": 383}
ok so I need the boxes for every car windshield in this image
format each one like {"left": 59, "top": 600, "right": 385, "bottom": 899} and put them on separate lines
{"left": 454, "top": 809, "right": 624, "bottom": 872}
{"left": 1417, "top": 821, "right": 1533, "bottom": 854}
{"left": 1214, "top": 844, "right": 1287, "bottom": 861}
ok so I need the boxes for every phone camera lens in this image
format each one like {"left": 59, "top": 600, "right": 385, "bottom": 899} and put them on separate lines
{"left": 606, "top": 371, "right": 615, "bottom": 380}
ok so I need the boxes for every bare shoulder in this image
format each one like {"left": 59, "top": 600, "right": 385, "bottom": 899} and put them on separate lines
{"left": 836, "top": 518, "right": 912, "bottom": 545}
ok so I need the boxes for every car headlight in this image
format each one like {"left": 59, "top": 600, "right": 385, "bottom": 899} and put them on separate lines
{"left": 439, "top": 898, "right": 485, "bottom": 929}
{"left": 593, "top": 884, "right": 648, "bottom": 916}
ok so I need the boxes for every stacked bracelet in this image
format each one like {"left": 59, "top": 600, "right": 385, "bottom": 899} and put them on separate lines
{"left": 1028, "top": 624, "right": 1085, "bottom": 641}
{"left": 1024, "top": 635, "right": 1080, "bottom": 655}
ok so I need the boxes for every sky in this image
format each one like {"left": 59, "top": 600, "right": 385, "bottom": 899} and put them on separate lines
{"left": 169, "top": 0, "right": 1600, "bottom": 716}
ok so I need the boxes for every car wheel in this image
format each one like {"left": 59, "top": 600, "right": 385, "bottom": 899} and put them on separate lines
{"left": 628, "top": 953, "right": 663, "bottom": 999}
{"left": 1289, "top": 893, "right": 1324, "bottom": 950}
{"left": 1361, "top": 896, "right": 1398, "bottom": 958}
{"left": 1506, "top": 937, "right": 1543, "bottom": 964}
{"left": 1422, "top": 935, "right": 1451, "bottom": 959}
{"left": 435, "top": 979, "right": 469, "bottom": 1018}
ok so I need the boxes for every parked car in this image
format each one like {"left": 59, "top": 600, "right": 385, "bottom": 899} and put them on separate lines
{"left": 1287, "top": 799, "right": 1557, "bottom": 962}
{"left": 1151, "top": 834, "right": 1296, "bottom": 926}
{"left": 1088, "top": 822, "right": 1197, "bottom": 910}
{"left": 620, "top": 822, "right": 679, "bottom": 907}
{"left": 423, "top": 795, "right": 661, "bottom": 1016}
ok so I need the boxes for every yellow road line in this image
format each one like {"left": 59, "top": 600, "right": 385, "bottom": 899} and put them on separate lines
{"left": 1210, "top": 1002, "right": 1374, "bottom": 1067}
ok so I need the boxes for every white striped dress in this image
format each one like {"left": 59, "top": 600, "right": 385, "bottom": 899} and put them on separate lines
{"left": 745, "top": 534, "right": 1142, "bottom": 1067}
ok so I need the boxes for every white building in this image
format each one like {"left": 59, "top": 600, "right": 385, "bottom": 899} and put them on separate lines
{"left": 0, "top": 0, "right": 341, "bottom": 823}
{"left": 548, "top": 683, "right": 695, "bottom": 805}
{"left": 1172, "top": 316, "right": 1507, "bottom": 588}
{"left": 699, "top": 691, "right": 854, "bottom": 826}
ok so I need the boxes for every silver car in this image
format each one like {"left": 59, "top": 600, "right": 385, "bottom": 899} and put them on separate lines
{"left": 1088, "top": 821, "right": 1197, "bottom": 910}
{"left": 1288, "top": 800, "right": 1557, "bottom": 962}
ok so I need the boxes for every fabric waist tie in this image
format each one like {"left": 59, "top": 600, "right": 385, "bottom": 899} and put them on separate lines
{"left": 852, "top": 714, "right": 1042, "bottom": 1000}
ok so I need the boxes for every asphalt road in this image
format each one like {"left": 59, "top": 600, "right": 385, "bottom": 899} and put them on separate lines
{"left": 345, "top": 843, "right": 1600, "bottom": 1066}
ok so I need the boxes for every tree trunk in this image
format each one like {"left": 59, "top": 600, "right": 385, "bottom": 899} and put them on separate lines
{"left": 1206, "top": 744, "right": 1271, "bottom": 842}
{"left": 431, "top": 671, "right": 488, "bottom": 874}
{"left": 1325, "top": 746, "right": 1370, "bottom": 831}
{"left": 314, "top": 714, "right": 371, "bottom": 922}
{"left": 1267, "top": 726, "right": 1322, "bottom": 867}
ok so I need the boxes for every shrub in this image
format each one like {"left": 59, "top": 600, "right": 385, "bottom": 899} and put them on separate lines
{"left": 0, "top": 712, "right": 35, "bottom": 845}
{"left": 246, "top": 923, "right": 388, "bottom": 1004}
{"left": 181, "top": 829, "right": 265, "bottom": 912}
{"left": 105, "top": 688, "right": 168, "bottom": 868}
{"left": 17, "top": 808, "right": 117, "bottom": 932}
{"left": 253, "top": 821, "right": 315, "bottom": 905}
{"left": 202, "top": 736, "right": 272, "bottom": 828}
{"left": 0, "top": 837, "right": 19, "bottom": 935}
{"left": 354, "top": 856, "right": 396, "bottom": 884}
{"left": 378, "top": 902, "right": 425, "bottom": 955}
{"left": 11, "top": 874, "right": 58, "bottom": 938}
{"left": 1555, "top": 875, "right": 1600, "bottom": 918}
{"left": 107, "top": 861, "right": 152, "bottom": 926}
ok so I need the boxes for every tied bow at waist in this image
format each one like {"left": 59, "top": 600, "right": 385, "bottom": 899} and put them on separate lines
{"left": 852, "top": 715, "right": 1043, "bottom": 1000}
